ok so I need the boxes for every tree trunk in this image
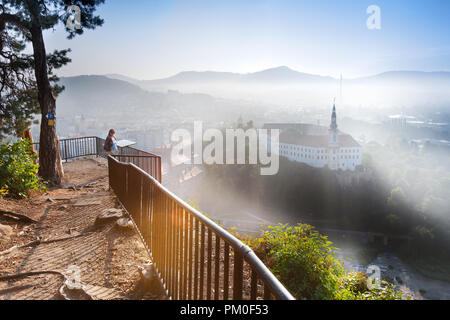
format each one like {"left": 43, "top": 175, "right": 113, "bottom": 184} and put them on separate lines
{"left": 29, "top": 18, "right": 63, "bottom": 185}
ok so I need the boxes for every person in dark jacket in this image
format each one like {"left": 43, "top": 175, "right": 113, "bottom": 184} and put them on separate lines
{"left": 104, "top": 129, "right": 117, "bottom": 155}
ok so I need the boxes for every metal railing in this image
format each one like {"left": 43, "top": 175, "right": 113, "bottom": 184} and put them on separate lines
{"left": 34, "top": 136, "right": 99, "bottom": 161}
{"left": 33, "top": 136, "right": 162, "bottom": 183}
{"left": 112, "top": 155, "right": 162, "bottom": 184}
{"left": 33, "top": 135, "right": 293, "bottom": 299}
{"left": 108, "top": 155, "right": 294, "bottom": 300}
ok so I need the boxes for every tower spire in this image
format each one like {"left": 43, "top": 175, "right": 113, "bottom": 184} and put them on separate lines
{"left": 328, "top": 99, "right": 339, "bottom": 170}
{"left": 330, "top": 99, "right": 337, "bottom": 131}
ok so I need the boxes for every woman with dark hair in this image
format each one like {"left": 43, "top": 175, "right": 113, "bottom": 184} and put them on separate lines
{"left": 104, "top": 129, "right": 117, "bottom": 155}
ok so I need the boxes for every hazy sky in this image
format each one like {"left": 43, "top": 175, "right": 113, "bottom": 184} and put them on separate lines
{"left": 44, "top": 0, "right": 450, "bottom": 80}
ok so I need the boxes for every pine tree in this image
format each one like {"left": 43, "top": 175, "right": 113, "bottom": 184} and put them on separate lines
{"left": 0, "top": 23, "right": 39, "bottom": 139}
{"left": 0, "top": 1, "right": 104, "bottom": 184}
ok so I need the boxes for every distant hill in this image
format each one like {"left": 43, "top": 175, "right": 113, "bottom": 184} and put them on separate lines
{"left": 106, "top": 67, "right": 450, "bottom": 88}
{"left": 59, "top": 75, "right": 147, "bottom": 96}
{"left": 106, "top": 66, "right": 335, "bottom": 88}
{"left": 354, "top": 71, "right": 450, "bottom": 87}
{"left": 56, "top": 75, "right": 254, "bottom": 121}
{"left": 103, "top": 74, "right": 144, "bottom": 86}
{"left": 243, "top": 66, "right": 335, "bottom": 83}
{"left": 57, "top": 75, "right": 157, "bottom": 115}
{"left": 103, "top": 68, "right": 450, "bottom": 107}
{"left": 359, "top": 70, "right": 450, "bottom": 81}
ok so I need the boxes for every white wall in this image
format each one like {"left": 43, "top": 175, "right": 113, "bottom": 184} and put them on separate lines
{"left": 279, "top": 143, "right": 362, "bottom": 171}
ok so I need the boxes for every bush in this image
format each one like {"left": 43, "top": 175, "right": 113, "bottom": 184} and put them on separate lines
{"left": 341, "top": 272, "right": 404, "bottom": 300}
{"left": 0, "top": 139, "right": 45, "bottom": 198}
{"left": 251, "top": 223, "right": 350, "bottom": 299}
{"left": 250, "top": 223, "right": 404, "bottom": 300}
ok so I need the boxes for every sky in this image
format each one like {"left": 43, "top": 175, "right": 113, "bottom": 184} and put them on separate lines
{"left": 43, "top": 0, "right": 450, "bottom": 80}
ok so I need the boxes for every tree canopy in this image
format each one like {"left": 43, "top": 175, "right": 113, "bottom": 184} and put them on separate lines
{"left": 0, "top": 0, "right": 104, "bottom": 184}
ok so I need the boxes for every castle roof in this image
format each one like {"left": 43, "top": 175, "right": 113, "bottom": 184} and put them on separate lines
{"left": 279, "top": 130, "right": 361, "bottom": 148}
{"left": 263, "top": 123, "right": 328, "bottom": 136}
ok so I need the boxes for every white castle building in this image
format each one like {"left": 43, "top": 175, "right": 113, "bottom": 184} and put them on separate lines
{"left": 266, "top": 104, "right": 362, "bottom": 171}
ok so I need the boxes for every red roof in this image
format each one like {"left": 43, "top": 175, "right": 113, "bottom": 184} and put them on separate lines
{"left": 279, "top": 130, "right": 361, "bottom": 148}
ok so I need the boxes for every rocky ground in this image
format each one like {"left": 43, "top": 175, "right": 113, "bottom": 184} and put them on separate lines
{"left": 0, "top": 157, "right": 167, "bottom": 300}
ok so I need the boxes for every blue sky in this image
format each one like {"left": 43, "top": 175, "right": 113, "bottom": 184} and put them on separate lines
{"left": 44, "top": 0, "right": 450, "bottom": 79}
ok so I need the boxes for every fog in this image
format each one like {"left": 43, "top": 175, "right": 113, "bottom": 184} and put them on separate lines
{"left": 31, "top": 68, "right": 449, "bottom": 288}
{"left": 129, "top": 69, "right": 450, "bottom": 111}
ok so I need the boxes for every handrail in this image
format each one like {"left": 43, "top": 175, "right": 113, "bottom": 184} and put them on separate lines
{"left": 111, "top": 154, "right": 162, "bottom": 183}
{"left": 108, "top": 155, "right": 294, "bottom": 300}
{"left": 33, "top": 136, "right": 162, "bottom": 182}
{"left": 32, "top": 135, "right": 294, "bottom": 299}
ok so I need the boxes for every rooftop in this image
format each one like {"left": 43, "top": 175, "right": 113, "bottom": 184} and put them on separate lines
{"left": 279, "top": 130, "right": 361, "bottom": 148}
{"left": 263, "top": 123, "right": 328, "bottom": 136}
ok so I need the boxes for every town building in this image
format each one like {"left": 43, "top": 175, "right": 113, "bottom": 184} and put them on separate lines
{"left": 267, "top": 104, "right": 363, "bottom": 171}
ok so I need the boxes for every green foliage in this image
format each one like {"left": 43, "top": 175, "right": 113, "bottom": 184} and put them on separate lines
{"left": 0, "top": 9, "right": 71, "bottom": 139}
{"left": 0, "top": 26, "right": 40, "bottom": 139}
{"left": 387, "top": 187, "right": 406, "bottom": 208}
{"left": 0, "top": 139, "right": 46, "bottom": 198}
{"left": 0, "top": 185, "right": 8, "bottom": 197}
{"left": 249, "top": 223, "right": 403, "bottom": 300}
{"left": 341, "top": 272, "right": 403, "bottom": 300}
{"left": 251, "top": 223, "right": 347, "bottom": 300}
{"left": 367, "top": 143, "right": 450, "bottom": 260}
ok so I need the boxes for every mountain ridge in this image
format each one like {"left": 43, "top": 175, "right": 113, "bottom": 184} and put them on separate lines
{"left": 104, "top": 66, "right": 450, "bottom": 85}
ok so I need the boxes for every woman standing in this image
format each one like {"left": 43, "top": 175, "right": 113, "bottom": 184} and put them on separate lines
{"left": 104, "top": 129, "right": 117, "bottom": 155}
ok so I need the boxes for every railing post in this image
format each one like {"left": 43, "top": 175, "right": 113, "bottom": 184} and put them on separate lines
{"left": 194, "top": 218, "right": 199, "bottom": 299}
{"left": 199, "top": 223, "right": 205, "bottom": 299}
{"left": 233, "top": 250, "right": 244, "bottom": 300}
{"left": 223, "top": 243, "right": 230, "bottom": 300}
{"left": 183, "top": 210, "right": 188, "bottom": 300}
{"left": 64, "top": 140, "right": 68, "bottom": 162}
{"left": 188, "top": 214, "right": 193, "bottom": 299}
{"left": 214, "top": 236, "right": 220, "bottom": 299}
{"left": 206, "top": 230, "right": 212, "bottom": 299}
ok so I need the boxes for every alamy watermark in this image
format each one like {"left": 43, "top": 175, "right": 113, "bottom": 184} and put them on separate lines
{"left": 366, "top": 265, "right": 381, "bottom": 289}
{"left": 170, "top": 121, "right": 280, "bottom": 175}
{"left": 367, "top": 5, "right": 381, "bottom": 30}
{"left": 66, "top": 5, "right": 81, "bottom": 31}
{"left": 65, "top": 265, "right": 82, "bottom": 290}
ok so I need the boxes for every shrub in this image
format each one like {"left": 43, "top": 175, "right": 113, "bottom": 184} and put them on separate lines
{"left": 341, "top": 272, "right": 404, "bottom": 300}
{"left": 0, "top": 139, "right": 45, "bottom": 198}
{"left": 251, "top": 223, "right": 351, "bottom": 300}
{"left": 250, "top": 223, "right": 404, "bottom": 300}
{"left": 0, "top": 185, "right": 8, "bottom": 197}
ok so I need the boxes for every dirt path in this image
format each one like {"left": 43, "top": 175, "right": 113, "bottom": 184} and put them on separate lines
{"left": 0, "top": 158, "right": 166, "bottom": 300}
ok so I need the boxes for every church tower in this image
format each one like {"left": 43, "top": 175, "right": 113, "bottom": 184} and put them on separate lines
{"left": 328, "top": 101, "right": 339, "bottom": 170}
{"left": 328, "top": 102, "right": 338, "bottom": 145}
